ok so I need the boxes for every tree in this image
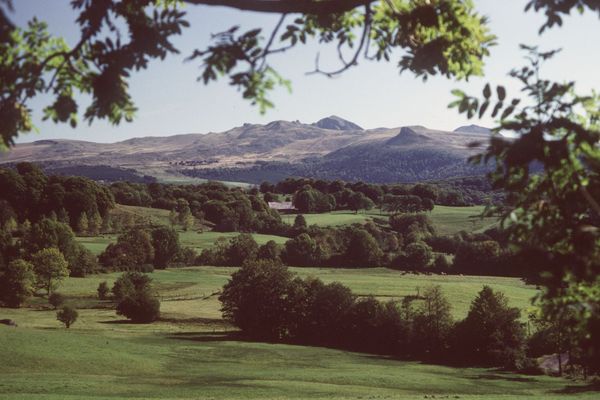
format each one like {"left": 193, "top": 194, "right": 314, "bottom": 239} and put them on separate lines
{"left": 453, "top": 240, "right": 500, "bottom": 275}
{"left": 0, "top": 259, "right": 35, "bottom": 308}
{"left": 451, "top": 44, "right": 600, "bottom": 371}
{"left": 77, "top": 212, "right": 89, "bottom": 235}
{"left": 395, "top": 241, "right": 432, "bottom": 270}
{"left": 97, "top": 281, "right": 110, "bottom": 300}
{"left": 48, "top": 292, "right": 65, "bottom": 309}
{"left": 411, "top": 285, "right": 453, "bottom": 357}
{"left": 293, "top": 214, "right": 307, "bottom": 230}
{"left": 226, "top": 233, "right": 259, "bottom": 265}
{"left": 24, "top": 218, "right": 79, "bottom": 261}
{"left": 116, "top": 289, "right": 161, "bottom": 323}
{"left": 454, "top": 286, "right": 525, "bottom": 368}
{"left": 282, "top": 233, "right": 320, "bottom": 266}
{"left": 68, "top": 245, "right": 99, "bottom": 277}
{"left": 344, "top": 228, "right": 383, "bottom": 267}
{"left": 88, "top": 210, "right": 102, "bottom": 235}
{"left": 348, "top": 192, "right": 374, "bottom": 214}
{"left": 56, "top": 305, "right": 78, "bottom": 328}
{"left": 31, "top": 248, "right": 69, "bottom": 295}
{"left": 113, "top": 272, "right": 160, "bottom": 323}
{"left": 99, "top": 228, "right": 154, "bottom": 270}
{"left": 219, "top": 259, "right": 299, "bottom": 340}
{"left": 257, "top": 240, "right": 281, "bottom": 262}
{"left": 151, "top": 226, "right": 180, "bottom": 268}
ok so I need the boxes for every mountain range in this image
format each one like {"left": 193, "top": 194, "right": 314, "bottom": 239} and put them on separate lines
{"left": 0, "top": 116, "right": 494, "bottom": 184}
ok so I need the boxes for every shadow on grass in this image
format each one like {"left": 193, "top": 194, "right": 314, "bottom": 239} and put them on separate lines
{"left": 473, "top": 373, "right": 537, "bottom": 383}
{"left": 553, "top": 381, "right": 600, "bottom": 394}
{"left": 167, "top": 330, "right": 262, "bottom": 344}
{"left": 99, "top": 319, "right": 137, "bottom": 324}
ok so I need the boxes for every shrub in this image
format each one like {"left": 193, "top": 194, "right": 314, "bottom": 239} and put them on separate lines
{"left": 97, "top": 281, "right": 109, "bottom": 300}
{"left": 48, "top": 292, "right": 65, "bottom": 309}
{"left": 32, "top": 248, "right": 69, "bottom": 295}
{"left": 0, "top": 259, "right": 35, "bottom": 308}
{"left": 393, "top": 241, "right": 432, "bottom": 270}
{"left": 56, "top": 305, "right": 78, "bottom": 328}
{"left": 113, "top": 272, "right": 160, "bottom": 323}
{"left": 116, "top": 290, "right": 160, "bottom": 323}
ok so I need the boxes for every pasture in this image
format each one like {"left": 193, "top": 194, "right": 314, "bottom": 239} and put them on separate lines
{"left": 281, "top": 205, "right": 497, "bottom": 235}
{"left": 0, "top": 266, "right": 594, "bottom": 400}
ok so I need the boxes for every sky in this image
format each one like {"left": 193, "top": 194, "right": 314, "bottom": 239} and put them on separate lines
{"left": 9, "top": 0, "right": 600, "bottom": 143}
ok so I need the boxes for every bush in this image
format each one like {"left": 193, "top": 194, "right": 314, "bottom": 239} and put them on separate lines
{"left": 116, "top": 290, "right": 160, "bottom": 323}
{"left": 0, "top": 259, "right": 35, "bottom": 308}
{"left": 97, "top": 281, "right": 109, "bottom": 300}
{"left": 56, "top": 305, "right": 78, "bottom": 328}
{"left": 113, "top": 272, "right": 160, "bottom": 323}
{"left": 48, "top": 292, "right": 65, "bottom": 309}
{"left": 393, "top": 241, "right": 432, "bottom": 270}
{"left": 69, "top": 245, "right": 99, "bottom": 277}
{"left": 174, "top": 247, "right": 198, "bottom": 266}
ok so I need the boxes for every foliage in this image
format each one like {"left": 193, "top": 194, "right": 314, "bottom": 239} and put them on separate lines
{"left": 411, "top": 285, "right": 453, "bottom": 357}
{"left": 97, "top": 281, "right": 109, "bottom": 300}
{"left": 451, "top": 46, "right": 600, "bottom": 372}
{"left": 99, "top": 228, "right": 155, "bottom": 270}
{"left": 0, "top": 259, "right": 35, "bottom": 307}
{"left": 9, "top": 0, "right": 596, "bottom": 145}
{"left": 292, "top": 185, "right": 336, "bottom": 213}
{"left": 114, "top": 271, "right": 160, "bottom": 323}
{"left": 454, "top": 286, "right": 526, "bottom": 369}
{"left": 56, "top": 305, "right": 78, "bottom": 328}
{"left": 0, "top": 164, "right": 114, "bottom": 230}
{"left": 344, "top": 228, "right": 383, "bottom": 267}
{"left": 48, "top": 292, "right": 65, "bottom": 309}
{"left": 31, "top": 247, "right": 69, "bottom": 295}
{"left": 389, "top": 213, "right": 435, "bottom": 239}
{"left": 219, "top": 259, "right": 298, "bottom": 340}
{"left": 151, "top": 226, "right": 180, "bottom": 268}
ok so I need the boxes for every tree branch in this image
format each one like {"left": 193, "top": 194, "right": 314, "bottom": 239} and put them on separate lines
{"left": 307, "top": 3, "right": 372, "bottom": 77}
{"left": 182, "top": 0, "right": 373, "bottom": 14}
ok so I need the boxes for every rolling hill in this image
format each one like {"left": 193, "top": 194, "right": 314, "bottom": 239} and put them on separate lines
{"left": 0, "top": 117, "right": 495, "bottom": 183}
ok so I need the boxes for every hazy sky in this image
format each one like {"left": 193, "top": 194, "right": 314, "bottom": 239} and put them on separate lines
{"left": 10, "top": 0, "right": 600, "bottom": 143}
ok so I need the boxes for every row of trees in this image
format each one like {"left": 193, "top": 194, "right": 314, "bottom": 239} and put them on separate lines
{"left": 220, "top": 260, "right": 529, "bottom": 369}
{"left": 110, "top": 181, "right": 289, "bottom": 235}
{"left": 99, "top": 227, "right": 197, "bottom": 271}
{"left": 0, "top": 163, "right": 115, "bottom": 233}
{"left": 0, "top": 216, "right": 103, "bottom": 307}
{"left": 261, "top": 178, "right": 495, "bottom": 207}
{"left": 199, "top": 213, "right": 514, "bottom": 277}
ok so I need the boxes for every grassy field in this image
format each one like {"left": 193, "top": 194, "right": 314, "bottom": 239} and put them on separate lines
{"left": 77, "top": 231, "right": 288, "bottom": 256}
{"left": 21, "top": 205, "right": 592, "bottom": 399}
{"left": 1, "top": 267, "right": 595, "bottom": 400}
{"left": 281, "top": 205, "right": 497, "bottom": 235}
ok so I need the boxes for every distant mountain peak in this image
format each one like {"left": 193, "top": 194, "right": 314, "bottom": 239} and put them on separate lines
{"left": 313, "top": 115, "right": 363, "bottom": 131}
{"left": 453, "top": 124, "right": 491, "bottom": 134}
{"left": 386, "top": 126, "right": 431, "bottom": 146}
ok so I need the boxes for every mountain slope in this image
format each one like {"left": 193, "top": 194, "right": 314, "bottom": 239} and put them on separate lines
{"left": 1, "top": 118, "right": 494, "bottom": 183}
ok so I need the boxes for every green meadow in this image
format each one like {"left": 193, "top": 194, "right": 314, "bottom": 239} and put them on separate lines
{"left": 3, "top": 205, "right": 593, "bottom": 400}
{"left": 0, "top": 267, "right": 595, "bottom": 400}
{"left": 280, "top": 205, "right": 497, "bottom": 235}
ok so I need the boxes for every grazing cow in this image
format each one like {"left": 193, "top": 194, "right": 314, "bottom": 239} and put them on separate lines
{"left": 0, "top": 319, "right": 17, "bottom": 327}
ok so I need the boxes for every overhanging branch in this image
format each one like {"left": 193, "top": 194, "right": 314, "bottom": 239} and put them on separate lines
{"left": 182, "top": 0, "right": 374, "bottom": 14}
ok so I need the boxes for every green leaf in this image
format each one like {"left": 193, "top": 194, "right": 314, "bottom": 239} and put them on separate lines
{"left": 483, "top": 83, "right": 491, "bottom": 99}
{"left": 497, "top": 86, "right": 506, "bottom": 101}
